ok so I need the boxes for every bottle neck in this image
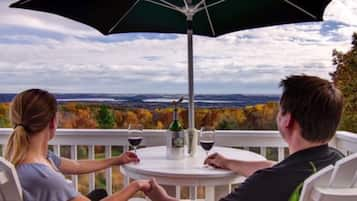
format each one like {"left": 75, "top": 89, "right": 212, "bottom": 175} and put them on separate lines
{"left": 173, "top": 108, "right": 178, "bottom": 121}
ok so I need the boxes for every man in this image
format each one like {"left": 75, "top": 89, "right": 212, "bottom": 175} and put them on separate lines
{"left": 145, "top": 75, "right": 344, "bottom": 201}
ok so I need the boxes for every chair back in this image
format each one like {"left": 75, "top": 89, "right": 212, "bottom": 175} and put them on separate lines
{"left": 328, "top": 153, "right": 357, "bottom": 188}
{"left": 298, "top": 165, "right": 334, "bottom": 201}
{"left": 299, "top": 153, "right": 357, "bottom": 201}
{"left": 0, "top": 157, "right": 23, "bottom": 201}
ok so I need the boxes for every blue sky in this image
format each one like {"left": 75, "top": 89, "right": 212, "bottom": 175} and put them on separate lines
{"left": 0, "top": 0, "right": 357, "bottom": 94}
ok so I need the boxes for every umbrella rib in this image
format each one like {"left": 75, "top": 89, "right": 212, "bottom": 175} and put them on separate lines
{"left": 158, "top": 0, "right": 182, "bottom": 11}
{"left": 202, "top": 1, "right": 216, "bottom": 36}
{"left": 283, "top": 0, "right": 317, "bottom": 20}
{"left": 182, "top": 0, "right": 189, "bottom": 10}
{"left": 196, "top": 0, "right": 225, "bottom": 13}
{"left": 145, "top": 0, "right": 184, "bottom": 13}
{"left": 193, "top": 0, "right": 206, "bottom": 10}
{"left": 108, "top": 0, "right": 142, "bottom": 34}
{"left": 18, "top": 0, "right": 32, "bottom": 5}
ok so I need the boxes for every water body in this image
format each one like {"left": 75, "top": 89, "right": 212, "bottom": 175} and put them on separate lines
{"left": 0, "top": 94, "right": 279, "bottom": 109}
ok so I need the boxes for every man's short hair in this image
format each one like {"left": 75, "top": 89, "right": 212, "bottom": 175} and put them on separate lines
{"left": 279, "top": 75, "right": 343, "bottom": 142}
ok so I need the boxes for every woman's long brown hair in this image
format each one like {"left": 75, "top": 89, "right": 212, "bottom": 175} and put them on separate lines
{"left": 4, "top": 89, "right": 57, "bottom": 166}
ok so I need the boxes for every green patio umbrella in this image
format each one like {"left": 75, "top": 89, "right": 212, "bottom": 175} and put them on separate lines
{"left": 10, "top": 0, "right": 332, "bottom": 154}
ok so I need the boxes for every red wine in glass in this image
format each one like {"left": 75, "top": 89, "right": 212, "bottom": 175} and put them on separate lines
{"left": 200, "top": 127, "right": 216, "bottom": 157}
{"left": 128, "top": 136, "right": 143, "bottom": 147}
{"left": 128, "top": 124, "right": 143, "bottom": 153}
{"left": 200, "top": 140, "right": 215, "bottom": 152}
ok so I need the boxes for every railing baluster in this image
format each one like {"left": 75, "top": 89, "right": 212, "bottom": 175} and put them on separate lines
{"left": 260, "top": 147, "right": 267, "bottom": 158}
{"left": 243, "top": 147, "right": 249, "bottom": 150}
{"left": 88, "top": 145, "right": 95, "bottom": 192}
{"left": 123, "top": 145, "right": 130, "bottom": 187}
{"left": 1, "top": 145, "right": 5, "bottom": 157}
{"left": 54, "top": 144, "right": 61, "bottom": 156}
{"left": 278, "top": 147, "right": 284, "bottom": 161}
{"left": 71, "top": 145, "right": 78, "bottom": 191}
{"left": 105, "top": 145, "right": 112, "bottom": 195}
{"left": 175, "top": 186, "right": 181, "bottom": 199}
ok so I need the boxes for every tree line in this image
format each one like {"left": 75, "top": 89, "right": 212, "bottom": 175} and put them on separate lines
{"left": 0, "top": 101, "right": 279, "bottom": 131}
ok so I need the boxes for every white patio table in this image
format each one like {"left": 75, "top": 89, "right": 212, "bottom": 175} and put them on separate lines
{"left": 121, "top": 146, "right": 266, "bottom": 201}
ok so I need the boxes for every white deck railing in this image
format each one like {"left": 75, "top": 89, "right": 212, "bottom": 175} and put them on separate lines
{"left": 0, "top": 128, "right": 356, "bottom": 196}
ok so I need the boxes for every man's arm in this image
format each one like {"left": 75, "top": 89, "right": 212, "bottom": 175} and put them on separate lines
{"left": 204, "top": 153, "right": 276, "bottom": 177}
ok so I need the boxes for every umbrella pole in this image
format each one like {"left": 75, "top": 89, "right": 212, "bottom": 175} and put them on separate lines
{"left": 187, "top": 17, "right": 198, "bottom": 200}
{"left": 187, "top": 18, "right": 197, "bottom": 159}
{"left": 187, "top": 20, "right": 194, "bottom": 131}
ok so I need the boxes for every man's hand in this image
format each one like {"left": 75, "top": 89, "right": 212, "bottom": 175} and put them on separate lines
{"left": 145, "top": 179, "right": 178, "bottom": 201}
{"left": 112, "top": 151, "right": 140, "bottom": 166}
{"left": 204, "top": 152, "right": 230, "bottom": 169}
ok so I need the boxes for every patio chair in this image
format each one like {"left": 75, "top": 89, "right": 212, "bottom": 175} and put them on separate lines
{"left": 0, "top": 157, "right": 23, "bottom": 201}
{"left": 299, "top": 152, "right": 357, "bottom": 201}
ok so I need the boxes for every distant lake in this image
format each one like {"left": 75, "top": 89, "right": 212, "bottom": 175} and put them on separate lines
{"left": 0, "top": 94, "right": 279, "bottom": 109}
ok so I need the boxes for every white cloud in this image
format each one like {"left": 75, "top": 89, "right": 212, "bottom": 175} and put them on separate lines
{"left": 0, "top": 0, "right": 356, "bottom": 93}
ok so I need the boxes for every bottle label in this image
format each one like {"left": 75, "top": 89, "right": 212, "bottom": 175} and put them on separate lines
{"left": 171, "top": 131, "right": 185, "bottom": 148}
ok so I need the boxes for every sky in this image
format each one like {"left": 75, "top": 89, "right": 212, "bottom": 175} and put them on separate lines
{"left": 0, "top": 0, "right": 357, "bottom": 94}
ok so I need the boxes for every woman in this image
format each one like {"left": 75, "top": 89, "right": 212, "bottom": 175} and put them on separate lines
{"left": 4, "top": 89, "right": 151, "bottom": 201}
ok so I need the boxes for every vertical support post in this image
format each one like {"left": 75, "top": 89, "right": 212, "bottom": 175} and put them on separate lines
{"left": 54, "top": 144, "right": 61, "bottom": 156}
{"left": 175, "top": 186, "right": 181, "bottom": 199}
{"left": 88, "top": 145, "right": 95, "bottom": 192}
{"left": 105, "top": 145, "right": 112, "bottom": 195}
{"left": 189, "top": 186, "right": 197, "bottom": 200}
{"left": 205, "top": 186, "right": 215, "bottom": 201}
{"left": 278, "top": 147, "right": 285, "bottom": 161}
{"left": 260, "top": 147, "right": 267, "bottom": 158}
{"left": 1, "top": 145, "right": 5, "bottom": 157}
{"left": 71, "top": 145, "right": 78, "bottom": 191}
{"left": 123, "top": 145, "right": 130, "bottom": 187}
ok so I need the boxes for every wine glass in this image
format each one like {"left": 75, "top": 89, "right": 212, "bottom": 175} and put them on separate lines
{"left": 128, "top": 123, "right": 143, "bottom": 153}
{"left": 200, "top": 126, "right": 215, "bottom": 157}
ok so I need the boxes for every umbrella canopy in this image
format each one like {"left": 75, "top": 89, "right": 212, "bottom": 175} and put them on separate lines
{"left": 10, "top": 0, "right": 332, "bottom": 148}
{"left": 10, "top": 0, "right": 331, "bottom": 37}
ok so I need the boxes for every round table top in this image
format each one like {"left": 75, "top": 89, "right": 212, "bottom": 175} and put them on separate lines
{"left": 121, "top": 146, "right": 266, "bottom": 186}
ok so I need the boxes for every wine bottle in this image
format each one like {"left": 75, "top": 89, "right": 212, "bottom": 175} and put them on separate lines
{"left": 166, "top": 97, "right": 185, "bottom": 159}
{"left": 169, "top": 104, "right": 184, "bottom": 148}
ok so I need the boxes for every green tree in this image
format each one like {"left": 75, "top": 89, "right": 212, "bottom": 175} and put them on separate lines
{"left": 331, "top": 33, "right": 357, "bottom": 132}
{"left": 96, "top": 105, "right": 115, "bottom": 129}
{"left": 217, "top": 116, "right": 239, "bottom": 130}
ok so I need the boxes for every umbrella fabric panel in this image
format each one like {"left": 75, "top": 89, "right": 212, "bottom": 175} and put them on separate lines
{"left": 10, "top": 0, "right": 139, "bottom": 35}
{"left": 191, "top": 0, "right": 331, "bottom": 36}
{"left": 111, "top": 1, "right": 187, "bottom": 35}
{"left": 11, "top": 0, "right": 332, "bottom": 37}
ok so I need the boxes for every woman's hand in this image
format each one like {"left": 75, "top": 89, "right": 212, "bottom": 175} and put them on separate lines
{"left": 135, "top": 180, "right": 151, "bottom": 193}
{"left": 145, "top": 178, "right": 178, "bottom": 201}
{"left": 112, "top": 151, "right": 140, "bottom": 166}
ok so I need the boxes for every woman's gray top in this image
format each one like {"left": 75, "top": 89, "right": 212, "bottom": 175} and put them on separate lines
{"left": 16, "top": 152, "right": 78, "bottom": 201}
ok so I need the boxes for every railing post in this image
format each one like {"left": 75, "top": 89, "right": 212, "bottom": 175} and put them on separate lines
{"left": 123, "top": 145, "right": 130, "bottom": 187}
{"left": 260, "top": 147, "right": 267, "bottom": 158}
{"left": 54, "top": 144, "right": 61, "bottom": 156}
{"left": 278, "top": 147, "right": 285, "bottom": 161}
{"left": 88, "top": 145, "right": 95, "bottom": 192}
{"left": 71, "top": 145, "right": 78, "bottom": 191}
{"left": 105, "top": 145, "right": 112, "bottom": 195}
{"left": 1, "top": 145, "right": 5, "bottom": 157}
